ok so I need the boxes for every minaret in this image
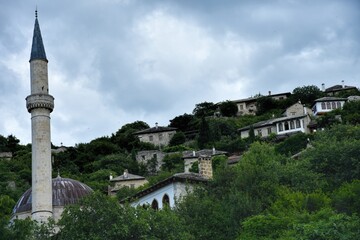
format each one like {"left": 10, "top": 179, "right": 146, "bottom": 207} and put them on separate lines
{"left": 26, "top": 10, "right": 54, "bottom": 223}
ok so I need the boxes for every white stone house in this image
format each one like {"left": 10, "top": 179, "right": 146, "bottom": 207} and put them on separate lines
{"left": 311, "top": 97, "right": 347, "bottom": 116}
{"left": 239, "top": 102, "right": 312, "bottom": 139}
{"left": 127, "top": 156, "right": 212, "bottom": 209}
{"left": 134, "top": 123, "right": 177, "bottom": 147}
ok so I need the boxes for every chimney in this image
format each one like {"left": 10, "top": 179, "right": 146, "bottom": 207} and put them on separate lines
{"left": 155, "top": 122, "right": 158, "bottom": 129}
{"left": 192, "top": 150, "right": 196, "bottom": 157}
{"left": 342, "top": 80, "right": 345, "bottom": 88}
{"left": 123, "top": 169, "right": 128, "bottom": 178}
{"left": 109, "top": 174, "right": 113, "bottom": 180}
{"left": 321, "top": 83, "right": 325, "bottom": 91}
{"left": 268, "top": 91, "right": 271, "bottom": 96}
{"left": 303, "top": 104, "right": 307, "bottom": 115}
{"left": 198, "top": 155, "right": 213, "bottom": 179}
{"left": 212, "top": 147, "right": 216, "bottom": 155}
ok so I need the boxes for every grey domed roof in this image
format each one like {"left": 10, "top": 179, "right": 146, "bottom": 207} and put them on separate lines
{"left": 12, "top": 176, "right": 93, "bottom": 214}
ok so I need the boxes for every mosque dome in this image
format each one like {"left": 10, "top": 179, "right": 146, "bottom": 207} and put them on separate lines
{"left": 12, "top": 176, "right": 93, "bottom": 215}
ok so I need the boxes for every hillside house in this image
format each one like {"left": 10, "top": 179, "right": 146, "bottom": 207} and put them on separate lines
{"left": 323, "top": 81, "right": 358, "bottom": 96}
{"left": 312, "top": 97, "right": 347, "bottom": 116}
{"left": 108, "top": 170, "right": 148, "bottom": 196}
{"left": 183, "top": 148, "right": 227, "bottom": 173}
{"left": 233, "top": 91, "right": 291, "bottom": 116}
{"left": 239, "top": 102, "right": 312, "bottom": 139}
{"left": 127, "top": 156, "right": 212, "bottom": 209}
{"left": 134, "top": 123, "right": 176, "bottom": 147}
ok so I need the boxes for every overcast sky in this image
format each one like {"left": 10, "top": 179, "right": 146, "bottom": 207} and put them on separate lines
{"left": 1, "top": 0, "right": 359, "bottom": 146}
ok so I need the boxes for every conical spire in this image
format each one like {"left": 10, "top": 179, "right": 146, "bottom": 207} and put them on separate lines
{"left": 30, "top": 10, "right": 47, "bottom": 62}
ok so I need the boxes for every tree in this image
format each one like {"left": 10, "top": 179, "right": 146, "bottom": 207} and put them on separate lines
{"left": 219, "top": 100, "right": 238, "bottom": 117}
{"left": 57, "top": 192, "right": 191, "bottom": 239}
{"left": 169, "top": 113, "right": 197, "bottom": 132}
{"left": 193, "top": 102, "right": 217, "bottom": 118}
{"left": 169, "top": 131, "right": 186, "bottom": 146}
{"left": 111, "top": 121, "right": 150, "bottom": 152}
{"left": 291, "top": 85, "right": 324, "bottom": 106}
{"left": 197, "top": 117, "right": 211, "bottom": 148}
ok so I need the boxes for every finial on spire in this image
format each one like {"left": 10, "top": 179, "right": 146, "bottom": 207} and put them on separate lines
{"left": 35, "top": 6, "right": 38, "bottom": 18}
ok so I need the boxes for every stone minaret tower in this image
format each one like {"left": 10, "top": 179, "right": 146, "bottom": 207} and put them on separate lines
{"left": 26, "top": 11, "right": 54, "bottom": 222}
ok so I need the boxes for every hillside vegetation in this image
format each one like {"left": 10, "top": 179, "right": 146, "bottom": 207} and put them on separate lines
{"left": 1, "top": 85, "right": 360, "bottom": 239}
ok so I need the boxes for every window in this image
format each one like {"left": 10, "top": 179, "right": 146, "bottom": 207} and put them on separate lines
{"left": 291, "top": 112, "right": 296, "bottom": 116}
{"left": 239, "top": 104, "right": 244, "bottom": 110}
{"left": 151, "top": 199, "right": 159, "bottom": 210}
{"left": 326, "top": 102, "right": 331, "bottom": 109}
{"left": 149, "top": 135, "right": 153, "bottom": 141}
{"left": 257, "top": 129, "right": 262, "bottom": 137}
{"left": 162, "top": 194, "right": 170, "bottom": 208}
{"left": 153, "top": 154, "right": 157, "bottom": 160}
{"left": 279, "top": 123, "right": 283, "bottom": 132}
{"left": 284, "top": 122, "right": 289, "bottom": 131}
{"left": 141, "top": 155, "right": 145, "bottom": 160}
{"left": 267, "top": 128, "right": 272, "bottom": 135}
{"left": 336, "top": 101, "right": 341, "bottom": 108}
{"left": 130, "top": 184, "right": 135, "bottom": 188}
{"left": 332, "top": 102, "right": 336, "bottom": 109}
{"left": 290, "top": 121, "right": 295, "bottom": 129}
{"left": 159, "top": 133, "right": 163, "bottom": 141}
{"left": 296, "top": 119, "right": 301, "bottom": 128}
{"left": 321, "top": 102, "right": 326, "bottom": 109}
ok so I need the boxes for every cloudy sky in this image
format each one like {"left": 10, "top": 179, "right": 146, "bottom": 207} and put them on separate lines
{"left": 1, "top": 0, "right": 359, "bottom": 146}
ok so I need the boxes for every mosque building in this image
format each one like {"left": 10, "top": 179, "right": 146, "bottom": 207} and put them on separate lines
{"left": 11, "top": 11, "right": 92, "bottom": 223}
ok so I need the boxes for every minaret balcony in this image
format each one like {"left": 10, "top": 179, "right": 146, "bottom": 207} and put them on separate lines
{"left": 26, "top": 94, "right": 54, "bottom": 113}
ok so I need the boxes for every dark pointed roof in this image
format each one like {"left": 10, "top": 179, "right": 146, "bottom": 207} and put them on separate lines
{"left": 30, "top": 13, "right": 47, "bottom": 62}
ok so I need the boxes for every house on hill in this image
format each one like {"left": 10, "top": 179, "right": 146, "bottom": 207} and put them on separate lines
{"left": 311, "top": 97, "right": 347, "bottom": 116}
{"left": 232, "top": 91, "right": 291, "bottom": 116}
{"left": 108, "top": 169, "right": 148, "bottom": 196}
{"left": 238, "top": 102, "right": 312, "bottom": 139}
{"left": 323, "top": 81, "right": 358, "bottom": 96}
{"left": 183, "top": 148, "right": 227, "bottom": 173}
{"left": 134, "top": 123, "right": 176, "bottom": 147}
{"left": 126, "top": 156, "right": 213, "bottom": 209}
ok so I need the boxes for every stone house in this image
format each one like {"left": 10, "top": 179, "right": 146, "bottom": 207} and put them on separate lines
{"left": 134, "top": 123, "right": 176, "bottom": 147}
{"left": 108, "top": 170, "right": 148, "bottom": 196}
{"left": 127, "top": 156, "right": 212, "bottom": 209}
{"left": 232, "top": 91, "right": 291, "bottom": 116}
{"left": 238, "top": 102, "right": 312, "bottom": 139}
{"left": 136, "top": 150, "right": 167, "bottom": 172}
{"left": 322, "top": 81, "right": 358, "bottom": 96}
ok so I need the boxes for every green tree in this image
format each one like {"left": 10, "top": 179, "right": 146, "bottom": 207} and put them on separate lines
{"left": 291, "top": 85, "right": 324, "bottom": 106}
{"left": 219, "top": 100, "right": 238, "bottom": 117}
{"left": 332, "top": 180, "right": 360, "bottom": 216}
{"left": 111, "top": 121, "right": 150, "bottom": 152}
{"left": 169, "top": 131, "right": 186, "bottom": 146}
{"left": 193, "top": 102, "right": 217, "bottom": 118}
{"left": 169, "top": 113, "right": 197, "bottom": 132}
{"left": 197, "top": 117, "right": 211, "bottom": 148}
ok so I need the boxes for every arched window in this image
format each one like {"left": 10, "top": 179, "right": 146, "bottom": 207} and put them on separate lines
{"left": 162, "top": 194, "right": 170, "bottom": 208}
{"left": 296, "top": 119, "right": 301, "bottom": 128}
{"left": 151, "top": 199, "right": 159, "bottom": 210}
